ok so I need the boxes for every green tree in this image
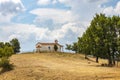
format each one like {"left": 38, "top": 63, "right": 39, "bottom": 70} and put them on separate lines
{"left": 0, "top": 46, "right": 14, "bottom": 69}
{"left": 4, "top": 42, "right": 11, "bottom": 47}
{"left": 88, "top": 14, "right": 108, "bottom": 62}
{"left": 65, "top": 44, "right": 72, "bottom": 52}
{"left": 54, "top": 44, "right": 58, "bottom": 51}
{"left": 0, "top": 48, "right": 4, "bottom": 58}
{"left": 0, "top": 39, "right": 16, "bottom": 70}
{"left": 71, "top": 42, "right": 78, "bottom": 53}
{"left": 10, "top": 38, "right": 20, "bottom": 53}
{"left": 77, "top": 14, "right": 120, "bottom": 65}
{"left": 2, "top": 46, "right": 14, "bottom": 58}
{"left": 0, "top": 42, "right": 4, "bottom": 48}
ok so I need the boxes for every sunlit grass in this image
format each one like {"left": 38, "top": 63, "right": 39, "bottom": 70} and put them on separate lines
{"left": 0, "top": 52, "right": 119, "bottom": 80}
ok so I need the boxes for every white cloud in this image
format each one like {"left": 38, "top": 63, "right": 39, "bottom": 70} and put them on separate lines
{"left": 0, "top": 24, "right": 48, "bottom": 42}
{"left": 0, "top": 0, "right": 25, "bottom": 15}
{"left": 87, "top": 0, "right": 108, "bottom": 3}
{"left": 30, "top": 0, "right": 108, "bottom": 43}
{"left": 0, "top": 14, "right": 14, "bottom": 22}
{"left": 1, "top": 0, "right": 116, "bottom": 52}
{"left": 0, "top": 0, "right": 25, "bottom": 23}
{"left": 103, "top": 1, "right": 120, "bottom": 16}
{"left": 51, "top": 22, "right": 85, "bottom": 39}
{"left": 103, "top": 7, "right": 114, "bottom": 15}
{"left": 0, "top": 22, "right": 85, "bottom": 51}
{"left": 37, "top": 0, "right": 58, "bottom": 5}
{"left": 38, "top": 0, "right": 51, "bottom": 5}
{"left": 30, "top": 8, "right": 75, "bottom": 24}
{"left": 32, "top": 0, "right": 110, "bottom": 26}
{"left": 58, "top": 0, "right": 108, "bottom": 21}
{"left": 0, "top": 0, "right": 21, "bottom": 4}
{"left": 114, "top": 1, "right": 120, "bottom": 14}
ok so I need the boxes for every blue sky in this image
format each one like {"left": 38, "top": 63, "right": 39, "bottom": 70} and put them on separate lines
{"left": 0, "top": 0, "right": 120, "bottom": 52}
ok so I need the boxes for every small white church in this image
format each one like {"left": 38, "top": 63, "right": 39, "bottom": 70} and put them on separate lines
{"left": 35, "top": 40, "right": 63, "bottom": 52}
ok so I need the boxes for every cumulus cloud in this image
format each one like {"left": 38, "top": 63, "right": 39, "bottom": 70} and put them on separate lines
{"left": 0, "top": 0, "right": 21, "bottom": 4}
{"left": 1, "top": 0, "right": 116, "bottom": 51}
{"left": 30, "top": 0, "right": 109, "bottom": 43}
{"left": 34, "top": 0, "right": 109, "bottom": 27}
{"left": 87, "top": 0, "right": 108, "bottom": 3}
{"left": 58, "top": 0, "right": 108, "bottom": 21}
{"left": 0, "top": 24, "right": 47, "bottom": 42}
{"left": 31, "top": 0, "right": 108, "bottom": 30}
{"left": 30, "top": 8, "right": 75, "bottom": 24}
{"left": 103, "top": 7, "right": 114, "bottom": 15}
{"left": 0, "top": 14, "right": 14, "bottom": 22}
{"left": 103, "top": 1, "right": 120, "bottom": 16}
{"left": 0, "top": 0, "right": 25, "bottom": 23}
{"left": 0, "top": 22, "right": 85, "bottom": 50}
{"left": 0, "top": 0, "right": 25, "bottom": 15}
{"left": 37, "top": 0, "right": 51, "bottom": 5}
{"left": 51, "top": 22, "right": 85, "bottom": 39}
{"left": 37, "top": 0, "right": 58, "bottom": 5}
{"left": 114, "top": 1, "right": 120, "bottom": 14}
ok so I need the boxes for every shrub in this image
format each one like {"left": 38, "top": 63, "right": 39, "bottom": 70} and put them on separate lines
{"left": 0, "top": 46, "right": 14, "bottom": 70}
{"left": 54, "top": 44, "right": 58, "bottom": 51}
{"left": 3, "top": 46, "right": 14, "bottom": 58}
{"left": 0, "top": 57, "right": 13, "bottom": 70}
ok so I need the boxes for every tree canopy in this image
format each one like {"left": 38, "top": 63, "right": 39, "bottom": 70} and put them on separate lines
{"left": 0, "top": 38, "right": 20, "bottom": 69}
{"left": 54, "top": 44, "right": 58, "bottom": 51}
{"left": 69, "top": 13, "right": 120, "bottom": 66}
{"left": 10, "top": 38, "right": 20, "bottom": 53}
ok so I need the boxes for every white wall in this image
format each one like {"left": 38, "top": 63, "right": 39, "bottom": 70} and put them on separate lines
{"left": 39, "top": 44, "right": 62, "bottom": 52}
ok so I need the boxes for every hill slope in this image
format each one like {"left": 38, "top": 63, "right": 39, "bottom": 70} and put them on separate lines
{"left": 0, "top": 52, "right": 120, "bottom": 80}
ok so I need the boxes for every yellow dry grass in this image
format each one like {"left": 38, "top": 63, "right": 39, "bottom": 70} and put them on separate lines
{"left": 0, "top": 52, "right": 120, "bottom": 80}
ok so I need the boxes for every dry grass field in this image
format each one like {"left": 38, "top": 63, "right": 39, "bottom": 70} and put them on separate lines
{"left": 0, "top": 52, "right": 120, "bottom": 80}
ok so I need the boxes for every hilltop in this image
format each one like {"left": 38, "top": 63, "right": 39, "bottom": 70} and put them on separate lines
{"left": 0, "top": 52, "right": 120, "bottom": 80}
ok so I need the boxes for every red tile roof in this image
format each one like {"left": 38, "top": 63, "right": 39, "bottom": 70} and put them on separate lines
{"left": 36, "top": 42, "right": 63, "bottom": 47}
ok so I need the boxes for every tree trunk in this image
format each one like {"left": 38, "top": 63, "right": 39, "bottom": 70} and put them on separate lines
{"left": 108, "top": 52, "right": 112, "bottom": 66}
{"left": 111, "top": 52, "right": 115, "bottom": 66}
{"left": 96, "top": 56, "right": 99, "bottom": 63}
{"left": 85, "top": 54, "right": 88, "bottom": 59}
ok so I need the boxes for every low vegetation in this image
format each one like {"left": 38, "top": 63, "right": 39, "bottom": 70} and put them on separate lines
{"left": 0, "top": 38, "right": 20, "bottom": 71}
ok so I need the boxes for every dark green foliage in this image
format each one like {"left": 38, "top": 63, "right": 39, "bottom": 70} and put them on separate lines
{"left": 54, "top": 44, "right": 58, "bottom": 51}
{"left": 71, "top": 42, "right": 78, "bottom": 53}
{"left": 118, "top": 37, "right": 120, "bottom": 54}
{"left": 63, "top": 14, "right": 120, "bottom": 66}
{"left": 10, "top": 38, "right": 20, "bottom": 53}
{"left": 65, "top": 44, "right": 72, "bottom": 52}
{"left": 0, "top": 48, "right": 3, "bottom": 58}
{"left": 0, "top": 48, "right": 13, "bottom": 71}
{"left": 0, "top": 38, "right": 18, "bottom": 70}
{"left": 4, "top": 42, "right": 11, "bottom": 47}
{"left": 0, "top": 42, "right": 4, "bottom": 48}
{"left": 0, "top": 57, "right": 13, "bottom": 72}
{"left": 69, "top": 13, "right": 120, "bottom": 66}
{"left": 2, "top": 46, "right": 14, "bottom": 58}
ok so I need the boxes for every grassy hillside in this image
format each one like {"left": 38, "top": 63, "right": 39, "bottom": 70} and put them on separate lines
{"left": 0, "top": 52, "right": 120, "bottom": 80}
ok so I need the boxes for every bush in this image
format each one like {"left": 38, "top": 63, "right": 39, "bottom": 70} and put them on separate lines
{"left": 54, "top": 44, "right": 58, "bottom": 51}
{"left": 0, "top": 46, "right": 13, "bottom": 68}
{"left": 0, "top": 57, "right": 12, "bottom": 70}
{"left": 3, "top": 46, "right": 14, "bottom": 58}
{"left": 0, "top": 41, "right": 15, "bottom": 72}
{"left": 0, "top": 46, "right": 14, "bottom": 71}
{"left": 0, "top": 57, "right": 13, "bottom": 71}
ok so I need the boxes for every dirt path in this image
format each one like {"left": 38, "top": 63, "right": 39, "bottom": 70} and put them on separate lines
{"left": 0, "top": 53, "right": 120, "bottom": 80}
